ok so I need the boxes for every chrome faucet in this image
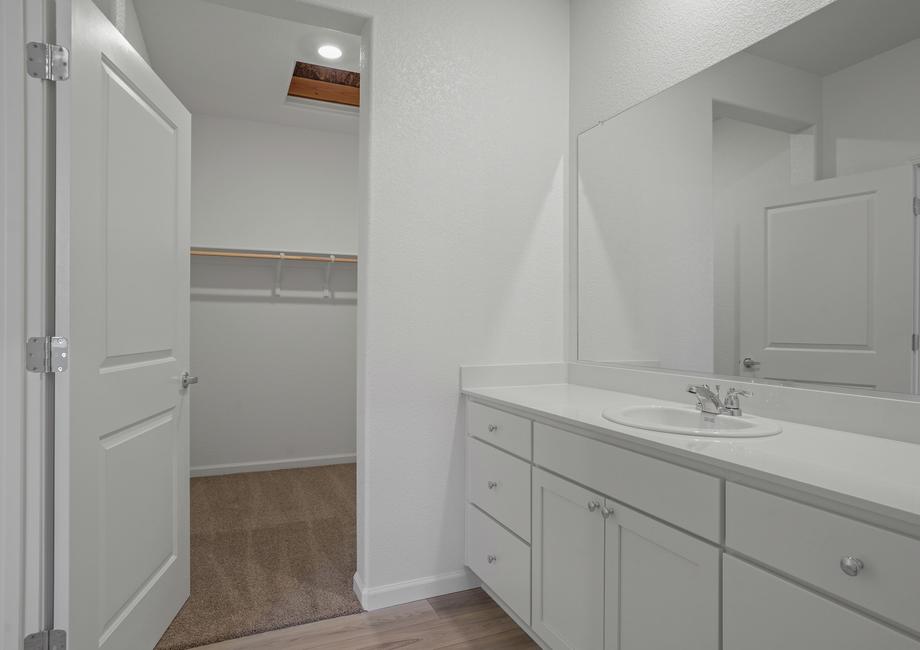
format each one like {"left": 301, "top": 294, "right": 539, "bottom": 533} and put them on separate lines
{"left": 687, "top": 384, "right": 723, "bottom": 415}
{"left": 723, "top": 387, "right": 753, "bottom": 416}
{"left": 687, "top": 384, "right": 752, "bottom": 416}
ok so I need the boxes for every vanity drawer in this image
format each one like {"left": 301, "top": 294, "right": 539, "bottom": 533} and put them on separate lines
{"left": 468, "top": 438, "right": 531, "bottom": 541}
{"left": 533, "top": 423, "right": 721, "bottom": 541}
{"left": 726, "top": 483, "right": 920, "bottom": 633}
{"left": 467, "top": 504, "right": 531, "bottom": 624}
{"left": 468, "top": 402, "right": 532, "bottom": 460}
{"left": 724, "top": 555, "right": 920, "bottom": 650}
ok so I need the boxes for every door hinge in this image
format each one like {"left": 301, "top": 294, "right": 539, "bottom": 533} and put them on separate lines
{"left": 24, "top": 630, "right": 66, "bottom": 650}
{"left": 26, "top": 337, "right": 69, "bottom": 373}
{"left": 914, "top": 197, "right": 920, "bottom": 217}
{"left": 913, "top": 333, "right": 919, "bottom": 352}
{"left": 26, "top": 42, "right": 70, "bottom": 81}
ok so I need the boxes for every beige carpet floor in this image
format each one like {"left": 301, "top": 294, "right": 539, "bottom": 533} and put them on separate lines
{"left": 155, "top": 464, "right": 362, "bottom": 650}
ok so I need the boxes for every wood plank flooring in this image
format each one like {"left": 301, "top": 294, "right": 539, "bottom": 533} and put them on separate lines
{"left": 192, "top": 588, "right": 538, "bottom": 649}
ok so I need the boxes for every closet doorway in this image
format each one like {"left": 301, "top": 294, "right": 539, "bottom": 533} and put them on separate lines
{"left": 127, "top": 1, "right": 363, "bottom": 647}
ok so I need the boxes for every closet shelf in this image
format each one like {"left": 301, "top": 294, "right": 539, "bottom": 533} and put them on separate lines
{"left": 191, "top": 246, "right": 357, "bottom": 264}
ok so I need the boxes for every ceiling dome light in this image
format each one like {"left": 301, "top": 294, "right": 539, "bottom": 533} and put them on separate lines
{"left": 318, "top": 45, "right": 343, "bottom": 60}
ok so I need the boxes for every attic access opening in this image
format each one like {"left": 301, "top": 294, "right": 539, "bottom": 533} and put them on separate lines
{"left": 288, "top": 62, "right": 360, "bottom": 107}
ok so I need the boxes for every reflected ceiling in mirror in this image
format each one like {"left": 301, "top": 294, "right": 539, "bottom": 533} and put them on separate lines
{"left": 576, "top": 0, "right": 920, "bottom": 396}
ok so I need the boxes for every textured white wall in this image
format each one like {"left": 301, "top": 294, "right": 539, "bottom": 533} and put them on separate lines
{"left": 189, "top": 115, "right": 358, "bottom": 473}
{"left": 571, "top": 0, "right": 836, "bottom": 134}
{"left": 317, "top": 0, "right": 569, "bottom": 598}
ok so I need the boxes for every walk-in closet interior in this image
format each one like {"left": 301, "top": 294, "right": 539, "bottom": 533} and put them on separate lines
{"left": 111, "top": 1, "right": 361, "bottom": 647}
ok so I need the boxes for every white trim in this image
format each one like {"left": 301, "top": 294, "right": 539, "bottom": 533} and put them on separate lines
{"left": 352, "top": 569, "right": 479, "bottom": 611}
{"left": 0, "top": 0, "right": 28, "bottom": 645}
{"left": 189, "top": 453, "right": 356, "bottom": 477}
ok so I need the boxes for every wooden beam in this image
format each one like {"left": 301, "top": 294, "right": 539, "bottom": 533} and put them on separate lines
{"left": 287, "top": 76, "right": 359, "bottom": 107}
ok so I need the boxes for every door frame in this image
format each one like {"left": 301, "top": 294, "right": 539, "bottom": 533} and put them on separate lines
{"left": 1, "top": 0, "right": 57, "bottom": 646}
{"left": 913, "top": 163, "right": 920, "bottom": 395}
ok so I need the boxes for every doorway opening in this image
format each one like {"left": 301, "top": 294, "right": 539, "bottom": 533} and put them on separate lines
{"left": 115, "top": 1, "right": 364, "bottom": 647}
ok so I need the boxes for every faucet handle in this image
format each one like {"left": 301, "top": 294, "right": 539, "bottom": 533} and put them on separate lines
{"left": 724, "top": 387, "right": 753, "bottom": 415}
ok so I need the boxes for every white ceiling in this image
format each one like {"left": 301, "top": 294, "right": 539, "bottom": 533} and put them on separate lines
{"left": 747, "top": 0, "right": 920, "bottom": 76}
{"left": 134, "top": 0, "right": 363, "bottom": 132}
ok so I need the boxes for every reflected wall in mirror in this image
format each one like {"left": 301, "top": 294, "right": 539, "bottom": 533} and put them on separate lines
{"left": 577, "top": 0, "right": 920, "bottom": 395}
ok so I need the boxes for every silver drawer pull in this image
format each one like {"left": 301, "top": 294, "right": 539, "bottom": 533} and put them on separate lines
{"left": 487, "top": 424, "right": 498, "bottom": 432}
{"left": 587, "top": 500, "right": 601, "bottom": 512}
{"left": 840, "top": 556, "right": 864, "bottom": 577}
{"left": 487, "top": 554, "right": 497, "bottom": 564}
{"left": 487, "top": 481, "right": 498, "bottom": 490}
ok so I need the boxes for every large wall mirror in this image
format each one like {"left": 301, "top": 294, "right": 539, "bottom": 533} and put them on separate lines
{"left": 577, "top": 0, "right": 920, "bottom": 396}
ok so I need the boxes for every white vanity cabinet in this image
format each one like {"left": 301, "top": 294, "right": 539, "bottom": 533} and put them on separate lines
{"left": 465, "top": 397, "right": 920, "bottom": 650}
{"left": 724, "top": 555, "right": 920, "bottom": 650}
{"left": 468, "top": 400, "right": 721, "bottom": 650}
{"left": 530, "top": 467, "right": 720, "bottom": 650}
{"left": 531, "top": 468, "right": 606, "bottom": 649}
{"left": 604, "top": 501, "right": 719, "bottom": 649}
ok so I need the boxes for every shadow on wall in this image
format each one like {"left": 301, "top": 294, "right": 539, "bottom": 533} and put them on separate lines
{"left": 191, "top": 256, "right": 358, "bottom": 304}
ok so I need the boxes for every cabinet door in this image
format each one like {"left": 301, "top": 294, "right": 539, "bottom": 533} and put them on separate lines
{"left": 605, "top": 501, "right": 719, "bottom": 650}
{"left": 532, "top": 468, "right": 606, "bottom": 650}
{"left": 724, "top": 555, "right": 920, "bottom": 650}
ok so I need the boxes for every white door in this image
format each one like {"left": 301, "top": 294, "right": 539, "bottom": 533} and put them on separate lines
{"left": 739, "top": 165, "right": 915, "bottom": 393}
{"left": 531, "top": 468, "right": 605, "bottom": 650}
{"left": 604, "top": 501, "right": 719, "bottom": 649}
{"left": 723, "top": 555, "right": 920, "bottom": 650}
{"left": 55, "top": 1, "right": 191, "bottom": 649}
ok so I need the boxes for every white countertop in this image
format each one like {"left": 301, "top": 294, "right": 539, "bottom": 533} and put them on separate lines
{"left": 463, "top": 383, "right": 920, "bottom": 529}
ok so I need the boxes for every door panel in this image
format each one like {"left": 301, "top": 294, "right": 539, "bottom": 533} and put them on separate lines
{"left": 532, "top": 468, "right": 605, "bottom": 650}
{"left": 740, "top": 165, "right": 915, "bottom": 392}
{"left": 605, "top": 502, "right": 719, "bottom": 650}
{"left": 57, "top": 1, "right": 191, "bottom": 649}
{"left": 102, "top": 60, "right": 179, "bottom": 358}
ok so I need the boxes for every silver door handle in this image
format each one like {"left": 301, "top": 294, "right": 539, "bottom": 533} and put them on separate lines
{"left": 742, "top": 358, "right": 760, "bottom": 369}
{"left": 181, "top": 372, "right": 199, "bottom": 389}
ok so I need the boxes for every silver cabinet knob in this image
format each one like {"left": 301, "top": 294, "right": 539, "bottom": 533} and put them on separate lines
{"left": 487, "top": 481, "right": 498, "bottom": 490}
{"left": 600, "top": 506, "right": 614, "bottom": 519}
{"left": 487, "top": 424, "right": 498, "bottom": 432}
{"left": 181, "top": 371, "right": 199, "bottom": 389}
{"left": 587, "top": 500, "right": 601, "bottom": 512}
{"left": 840, "top": 556, "right": 864, "bottom": 577}
{"left": 487, "top": 555, "right": 497, "bottom": 564}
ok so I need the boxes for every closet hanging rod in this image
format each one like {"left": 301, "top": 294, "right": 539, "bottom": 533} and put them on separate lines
{"left": 190, "top": 248, "right": 358, "bottom": 264}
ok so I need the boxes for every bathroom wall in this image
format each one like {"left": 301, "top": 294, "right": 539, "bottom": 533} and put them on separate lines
{"left": 317, "top": 0, "right": 569, "bottom": 606}
{"left": 189, "top": 114, "right": 359, "bottom": 474}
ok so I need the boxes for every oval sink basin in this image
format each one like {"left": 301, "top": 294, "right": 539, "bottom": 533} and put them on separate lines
{"left": 602, "top": 405, "right": 781, "bottom": 438}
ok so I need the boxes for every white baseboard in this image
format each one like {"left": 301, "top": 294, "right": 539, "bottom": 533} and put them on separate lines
{"left": 353, "top": 569, "right": 480, "bottom": 611}
{"left": 190, "top": 453, "right": 356, "bottom": 477}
